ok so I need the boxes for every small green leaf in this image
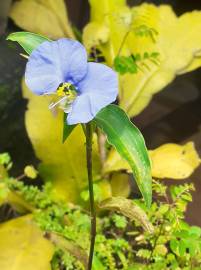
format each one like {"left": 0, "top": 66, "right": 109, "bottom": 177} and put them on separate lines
{"left": 170, "top": 239, "right": 179, "bottom": 254}
{"left": 92, "top": 255, "right": 105, "bottom": 270}
{"left": 178, "top": 240, "right": 186, "bottom": 257}
{"left": 95, "top": 105, "right": 152, "bottom": 207}
{"left": 0, "top": 153, "right": 11, "bottom": 165}
{"left": 63, "top": 113, "right": 76, "bottom": 143}
{"left": 189, "top": 226, "right": 201, "bottom": 238}
{"left": 114, "top": 55, "right": 138, "bottom": 75}
{"left": 7, "top": 31, "right": 50, "bottom": 55}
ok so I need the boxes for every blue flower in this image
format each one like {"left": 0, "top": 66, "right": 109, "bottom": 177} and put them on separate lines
{"left": 25, "top": 38, "right": 118, "bottom": 125}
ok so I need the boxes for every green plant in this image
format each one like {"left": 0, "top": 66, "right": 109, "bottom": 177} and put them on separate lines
{"left": 1, "top": 154, "right": 201, "bottom": 269}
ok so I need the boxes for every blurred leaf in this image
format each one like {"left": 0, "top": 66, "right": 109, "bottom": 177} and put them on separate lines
{"left": 104, "top": 142, "right": 201, "bottom": 180}
{"left": 81, "top": 180, "right": 112, "bottom": 203}
{"left": 49, "top": 233, "right": 88, "bottom": 269}
{"left": 104, "top": 148, "right": 131, "bottom": 174}
{"left": 0, "top": 153, "right": 11, "bottom": 166}
{"left": 97, "top": 179, "right": 112, "bottom": 201}
{"left": 188, "top": 241, "right": 199, "bottom": 257}
{"left": 99, "top": 197, "right": 154, "bottom": 233}
{"left": 114, "top": 52, "right": 160, "bottom": 75}
{"left": 84, "top": 0, "right": 134, "bottom": 67}
{"left": 110, "top": 172, "right": 131, "bottom": 198}
{"left": 0, "top": 183, "right": 9, "bottom": 206}
{"left": 84, "top": 2, "right": 201, "bottom": 117}
{"left": 127, "top": 5, "right": 201, "bottom": 117}
{"left": 95, "top": 105, "right": 152, "bottom": 207}
{"left": 22, "top": 80, "right": 102, "bottom": 202}
{"left": 154, "top": 245, "right": 168, "bottom": 256}
{"left": 179, "top": 55, "right": 201, "bottom": 75}
{"left": 7, "top": 31, "right": 50, "bottom": 54}
{"left": 149, "top": 142, "right": 201, "bottom": 179}
{"left": 170, "top": 239, "right": 179, "bottom": 255}
{"left": 114, "top": 55, "right": 138, "bottom": 75}
{"left": 112, "top": 214, "right": 127, "bottom": 229}
{"left": 189, "top": 226, "right": 201, "bottom": 238}
{"left": 7, "top": 191, "right": 35, "bottom": 213}
{"left": 92, "top": 255, "right": 105, "bottom": 270}
{"left": 9, "top": 0, "right": 75, "bottom": 39}
{"left": 83, "top": 22, "right": 110, "bottom": 50}
{"left": 0, "top": 215, "right": 54, "bottom": 270}
{"left": 178, "top": 240, "right": 186, "bottom": 257}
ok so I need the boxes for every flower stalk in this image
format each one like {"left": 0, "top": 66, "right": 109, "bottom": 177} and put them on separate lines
{"left": 85, "top": 122, "right": 96, "bottom": 270}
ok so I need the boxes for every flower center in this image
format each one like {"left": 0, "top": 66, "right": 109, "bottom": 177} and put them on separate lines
{"left": 49, "top": 82, "right": 78, "bottom": 114}
{"left": 56, "top": 82, "right": 77, "bottom": 101}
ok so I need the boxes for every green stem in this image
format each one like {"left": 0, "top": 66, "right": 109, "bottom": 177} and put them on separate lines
{"left": 85, "top": 122, "right": 96, "bottom": 270}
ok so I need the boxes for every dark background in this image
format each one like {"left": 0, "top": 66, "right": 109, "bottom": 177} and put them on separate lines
{"left": 0, "top": 0, "right": 201, "bottom": 225}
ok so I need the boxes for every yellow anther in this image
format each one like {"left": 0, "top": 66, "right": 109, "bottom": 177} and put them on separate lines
{"left": 56, "top": 82, "right": 77, "bottom": 102}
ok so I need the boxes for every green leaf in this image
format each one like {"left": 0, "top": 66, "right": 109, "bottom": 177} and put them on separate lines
{"left": 114, "top": 53, "right": 159, "bottom": 75}
{"left": 170, "top": 239, "right": 179, "bottom": 254}
{"left": 189, "top": 226, "right": 201, "bottom": 238}
{"left": 95, "top": 105, "right": 152, "bottom": 207}
{"left": 178, "top": 240, "right": 186, "bottom": 257}
{"left": 7, "top": 31, "right": 50, "bottom": 54}
{"left": 114, "top": 55, "right": 138, "bottom": 75}
{"left": 92, "top": 255, "right": 105, "bottom": 270}
{"left": 0, "top": 153, "right": 11, "bottom": 165}
{"left": 63, "top": 113, "right": 76, "bottom": 143}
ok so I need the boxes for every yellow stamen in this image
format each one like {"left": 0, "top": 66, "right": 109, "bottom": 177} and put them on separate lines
{"left": 56, "top": 82, "right": 77, "bottom": 101}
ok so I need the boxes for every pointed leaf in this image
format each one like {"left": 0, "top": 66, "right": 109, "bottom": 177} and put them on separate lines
{"left": 7, "top": 31, "right": 50, "bottom": 54}
{"left": 95, "top": 105, "right": 152, "bottom": 207}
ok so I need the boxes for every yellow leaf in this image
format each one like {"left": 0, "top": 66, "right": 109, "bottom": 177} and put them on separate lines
{"left": 104, "top": 142, "right": 201, "bottom": 180}
{"left": 0, "top": 215, "right": 54, "bottom": 270}
{"left": 149, "top": 142, "right": 201, "bottom": 179}
{"left": 127, "top": 5, "right": 201, "bottom": 116}
{"left": 179, "top": 55, "right": 201, "bottom": 74}
{"left": 84, "top": 0, "right": 132, "bottom": 65}
{"left": 38, "top": 0, "right": 75, "bottom": 38}
{"left": 10, "top": 0, "right": 74, "bottom": 39}
{"left": 104, "top": 149, "right": 131, "bottom": 174}
{"left": 83, "top": 22, "right": 110, "bottom": 51}
{"left": 110, "top": 172, "right": 131, "bottom": 198}
{"left": 83, "top": 1, "right": 160, "bottom": 113}
{"left": 0, "top": 183, "right": 9, "bottom": 206}
{"left": 84, "top": 2, "right": 201, "bottom": 117}
{"left": 22, "top": 80, "right": 101, "bottom": 202}
{"left": 0, "top": 165, "right": 7, "bottom": 179}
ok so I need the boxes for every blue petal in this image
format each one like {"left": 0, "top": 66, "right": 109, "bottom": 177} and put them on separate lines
{"left": 67, "top": 63, "right": 118, "bottom": 124}
{"left": 25, "top": 38, "right": 88, "bottom": 95}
